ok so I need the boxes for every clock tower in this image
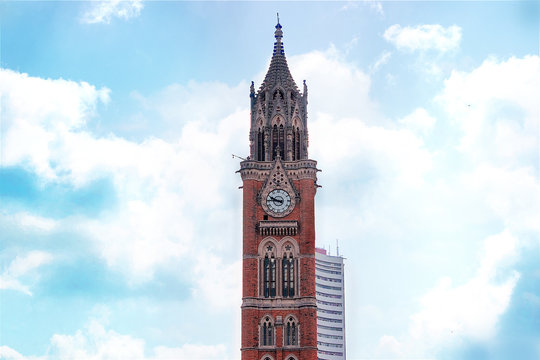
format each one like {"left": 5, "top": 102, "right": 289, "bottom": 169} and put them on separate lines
{"left": 239, "top": 20, "right": 319, "bottom": 360}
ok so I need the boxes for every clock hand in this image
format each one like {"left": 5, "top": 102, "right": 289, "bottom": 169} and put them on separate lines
{"left": 269, "top": 196, "right": 284, "bottom": 205}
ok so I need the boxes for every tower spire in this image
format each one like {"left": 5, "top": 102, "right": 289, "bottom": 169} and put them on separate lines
{"left": 273, "top": 16, "right": 284, "bottom": 56}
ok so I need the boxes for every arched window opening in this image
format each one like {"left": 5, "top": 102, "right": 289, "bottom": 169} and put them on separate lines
{"left": 294, "top": 127, "right": 300, "bottom": 160}
{"left": 272, "top": 125, "right": 278, "bottom": 160}
{"left": 278, "top": 125, "right": 284, "bottom": 158}
{"left": 285, "top": 317, "right": 298, "bottom": 346}
{"left": 282, "top": 253, "right": 294, "bottom": 298}
{"left": 264, "top": 254, "right": 276, "bottom": 298}
{"left": 273, "top": 90, "right": 284, "bottom": 101}
{"left": 292, "top": 127, "right": 297, "bottom": 161}
{"left": 258, "top": 128, "right": 265, "bottom": 161}
{"left": 261, "top": 317, "right": 274, "bottom": 346}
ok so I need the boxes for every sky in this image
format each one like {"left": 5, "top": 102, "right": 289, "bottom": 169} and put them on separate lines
{"left": 0, "top": 1, "right": 539, "bottom": 359}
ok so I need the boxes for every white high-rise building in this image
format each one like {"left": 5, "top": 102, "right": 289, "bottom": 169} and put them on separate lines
{"left": 315, "top": 247, "right": 346, "bottom": 360}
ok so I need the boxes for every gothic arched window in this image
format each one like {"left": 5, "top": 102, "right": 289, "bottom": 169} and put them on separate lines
{"left": 294, "top": 127, "right": 300, "bottom": 160}
{"left": 272, "top": 124, "right": 278, "bottom": 159}
{"left": 292, "top": 127, "right": 297, "bottom": 160}
{"left": 258, "top": 128, "right": 265, "bottom": 161}
{"left": 278, "top": 124, "right": 284, "bottom": 157}
{"left": 284, "top": 316, "right": 298, "bottom": 346}
{"left": 282, "top": 253, "right": 294, "bottom": 298}
{"left": 264, "top": 253, "right": 276, "bottom": 298}
{"left": 261, "top": 317, "right": 274, "bottom": 346}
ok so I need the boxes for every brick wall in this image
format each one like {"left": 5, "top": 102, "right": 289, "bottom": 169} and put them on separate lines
{"left": 241, "top": 175, "right": 317, "bottom": 360}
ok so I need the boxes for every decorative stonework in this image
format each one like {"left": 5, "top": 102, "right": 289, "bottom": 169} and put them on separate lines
{"left": 258, "top": 220, "right": 298, "bottom": 236}
{"left": 259, "top": 157, "right": 297, "bottom": 218}
{"left": 248, "top": 19, "right": 309, "bottom": 162}
{"left": 238, "top": 159, "right": 319, "bottom": 182}
{"left": 241, "top": 297, "right": 317, "bottom": 309}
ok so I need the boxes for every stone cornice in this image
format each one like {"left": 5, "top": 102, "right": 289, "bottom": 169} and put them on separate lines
{"left": 242, "top": 296, "right": 317, "bottom": 309}
{"left": 238, "top": 159, "right": 319, "bottom": 182}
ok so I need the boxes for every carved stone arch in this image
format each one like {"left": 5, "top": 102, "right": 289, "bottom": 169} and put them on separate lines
{"left": 259, "top": 315, "right": 275, "bottom": 347}
{"left": 261, "top": 313, "right": 275, "bottom": 323}
{"left": 257, "top": 117, "right": 265, "bottom": 130}
{"left": 284, "top": 313, "right": 299, "bottom": 323}
{"left": 260, "top": 355, "right": 275, "bottom": 360}
{"left": 256, "top": 117, "right": 266, "bottom": 161}
{"left": 292, "top": 116, "right": 303, "bottom": 130}
{"left": 258, "top": 237, "right": 279, "bottom": 256}
{"left": 283, "top": 314, "right": 299, "bottom": 347}
{"left": 259, "top": 237, "right": 278, "bottom": 298}
{"left": 271, "top": 114, "right": 285, "bottom": 126}
{"left": 291, "top": 116, "right": 302, "bottom": 160}
{"left": 279, "top": 236, "right": 299, "bottom": 257}
{"left": 280, "top": 237, "right": 299, "bottom": 299}
{"left": 272, "top": 86, "right": 285, "bottom": 101}
{"left": 270, "top": 116, "right": 285, "bottom": 160}
{"left": 284, "top": 355, "right": 298, "bottom": 360}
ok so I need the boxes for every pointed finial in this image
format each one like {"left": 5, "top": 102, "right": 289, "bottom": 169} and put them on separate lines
{"left": 273, "top": 15, "right": 284, "bottom": 56}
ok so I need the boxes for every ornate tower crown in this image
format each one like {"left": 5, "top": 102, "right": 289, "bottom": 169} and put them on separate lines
{"left": 249, "top": 20, "right": 309, "bottom": 162}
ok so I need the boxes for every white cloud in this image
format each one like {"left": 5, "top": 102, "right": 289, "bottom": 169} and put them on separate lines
{"left": 5, "top": 315, "right": 229, "bottom": 360}
{"left": 4, "top": 212, "right": 58, "bottom": 232}
{"left": 1, "top": 67, "right": 247, "bottom": 299}
{"left": 0, "top": 69, "right": 110, "bottom": 181}
{"left": 50, "top": 319, "right": 145, "bottom": 360}
{"left": 153, "top": 344, "right": 228, "bottom": 360}
{"left": 191, "top": 254, "right": 242, "bottom": 311}
{"left": 437, "top": 55, "right": 539, "bottom": 165}
{"left": 0, "top": 346, "right": 25, "bottom": 360}
{"left": 384, "top": 24, "right": 462, "bottom": 53}
{"left": 377, "top": 335, "right": 403, "bottom": 356}
{"left": 460, "top": 165, "right": 540, "bottom": 233}
{"left": 410, "top": 230, "right": 519, "bottom": 347}
{"left": 81, "top": 0, "right": 143, "bottom": 24}
{"left": 0, "top": 251, "right": 53, "bottom": 295}
{"left": 398, "top": 107, "right": 436, "bottom": 135}
{"left": 341, "top": 1, "right": 384, "bottom": 15}
{"left": 132, "top": 80, "right": 247, "bottom": 131}
{"left": 310, "top": 114, "right": 433, "bottom": 187}
{"left": 370, "top": 50, "right": 392, "bottom": 73}
{"left": 288, "top": 47, "right": 382, "bottom": 124}
{"left": 367, "top": 0, "right": 384, "bottom": 15}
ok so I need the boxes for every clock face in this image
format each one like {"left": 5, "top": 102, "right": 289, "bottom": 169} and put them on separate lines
{"left": 266, "top": 189, "right": 291, "bottom": 214}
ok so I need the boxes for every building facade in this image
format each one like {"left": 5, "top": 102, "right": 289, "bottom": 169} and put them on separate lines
{"left": 315, "top": 248, "right": 346, "bottom": 360}
{"left": 238, "top": 21, "right": 319, "bottom": 360}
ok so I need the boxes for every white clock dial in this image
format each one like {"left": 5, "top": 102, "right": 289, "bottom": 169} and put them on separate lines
{"left": 266, "top": 189, "right": 291, "bottom": 214}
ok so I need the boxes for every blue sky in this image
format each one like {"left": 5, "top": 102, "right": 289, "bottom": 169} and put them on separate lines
{"left": 0, "top": 1, "right": 539, "bottom": 359}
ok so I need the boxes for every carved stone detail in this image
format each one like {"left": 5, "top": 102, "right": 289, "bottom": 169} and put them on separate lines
{"left": 259, "top": 220, "right": 298, "bottom": 236}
